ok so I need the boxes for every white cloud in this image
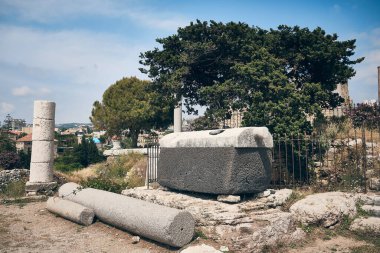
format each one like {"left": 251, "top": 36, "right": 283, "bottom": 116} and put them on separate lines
{"left": 0, "top": 102, "right": 14, "bottom": 114}
{"left": 12, "top": 85, "right": 33, "bottom": 96}
{"left": 0, "top": 0, "right": 187, "bottom": 31}
{"left": 0, "top": 24, "right": 154, "bottom": 123}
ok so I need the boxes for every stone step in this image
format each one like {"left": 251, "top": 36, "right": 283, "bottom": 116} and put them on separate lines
{"left": 350, "top": 217, "right": 380, "bottom": 233}
{"left": 362, "top": 205, "right": 380, "bottom": 217}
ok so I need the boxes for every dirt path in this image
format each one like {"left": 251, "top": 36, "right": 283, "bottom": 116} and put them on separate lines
{"left": 0, "top": 201, "right": 176, "bottom": 253}
{"left": 0, "top": 200, "right": 376, "bottom": 253}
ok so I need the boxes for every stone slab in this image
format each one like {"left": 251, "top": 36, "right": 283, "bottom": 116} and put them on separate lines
{"left": 158, "top": 147, "right": 272, "bottom": 194}
{"left": 25, "top": 181, "right": 57, "bottom": 194}
{"left": 103, "top": 148, "right": 147, "bottom": 157}
{"left": 362, "top": 205, "right": 380, "bottom": 217}
{"left": 29, "top": 162, "right": 53, "bottom": 182}
{"left": 58, "top": 183, "right": 195, "bottom": 248}
{"left": 350, "top": 217, "right": 380, "bottom": 233}
{"left": 32, "top": 118, "right": 55, "bottom": 141}
{"left": 47, "top": 197, "right": 95, "bottom": 226}
{"left": 31, "top": 141, "right": 54, "bottom": 163}
{"left": 33, "top": 100, "right": 55, "bottom": 120}
{"left": 160, "top": 127, "right": 273, "bottom": 148}
{"left": 217, "top": 195, "right": 241, "bottom": 203}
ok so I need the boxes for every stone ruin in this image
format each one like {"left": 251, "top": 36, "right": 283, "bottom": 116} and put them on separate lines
{"left": 26, "top": 100, "right": 57, "bottom": 195}
{"left": 158, "top": 127, "right": 273, "bottom": 195}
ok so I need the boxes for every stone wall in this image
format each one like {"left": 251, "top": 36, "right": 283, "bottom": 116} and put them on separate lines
{"left": 0, "top": 169, "right": 29, "bottom": 189}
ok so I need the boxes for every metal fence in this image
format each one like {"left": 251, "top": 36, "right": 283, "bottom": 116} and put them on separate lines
{"left": 146, "top": 142, "right": 159, "bottom": 188}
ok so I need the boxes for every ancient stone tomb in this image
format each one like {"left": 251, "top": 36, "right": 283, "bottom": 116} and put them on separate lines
{"left": 158, "top": 127, "right": 273, "bottom": 195}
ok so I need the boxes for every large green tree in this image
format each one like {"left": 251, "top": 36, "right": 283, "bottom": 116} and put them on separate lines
{"left": 90, "top": 77, "right": 172, "bottom": 147}
{"left": 140, "top": 20, "right": 363, "bottom": 135}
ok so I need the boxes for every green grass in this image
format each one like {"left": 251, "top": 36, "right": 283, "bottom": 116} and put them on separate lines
{"left": 0, "top": 180, "right": 25, "bottom": 199}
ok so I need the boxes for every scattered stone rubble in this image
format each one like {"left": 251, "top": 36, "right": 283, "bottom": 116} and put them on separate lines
{"left": 0, "top": 169, "right": 29, "bottom": 189}
{"left": 122, "top": 187, "right": 304, "bottom": 252}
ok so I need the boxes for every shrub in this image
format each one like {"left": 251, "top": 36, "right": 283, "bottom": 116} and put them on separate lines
{"left": 0, "top": 151, "right": 20, "bottom": 170}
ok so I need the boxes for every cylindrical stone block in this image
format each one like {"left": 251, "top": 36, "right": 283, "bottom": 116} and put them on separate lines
{"left": 31, "top": 141, "right": 54, "bottom": 163}
{"left": 34, "top": 100, "right": 56, "bottom": 120}
{"left": 32, "top": 118, "right": 55, "bottom": 141}
{"left": 46, "top": 197, "right": 95, "bottom": 226}
{"left": 29, "top": 162, "right": 53, "bottom": 182}
{"left": 59, "top": 183, "right": 195, "bottom": 247}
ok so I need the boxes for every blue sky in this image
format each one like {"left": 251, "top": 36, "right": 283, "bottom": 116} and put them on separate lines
{"left": 0, "top": 0, "right": 379, "bottom": 124}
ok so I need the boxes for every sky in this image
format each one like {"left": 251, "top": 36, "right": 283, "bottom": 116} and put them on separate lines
{"left": 0, "top": 0, "right": 379, "bottom": 124}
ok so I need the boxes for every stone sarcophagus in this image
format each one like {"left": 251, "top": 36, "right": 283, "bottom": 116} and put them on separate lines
{"left": 158, "top": 127, "right": 273, "bottom": 195}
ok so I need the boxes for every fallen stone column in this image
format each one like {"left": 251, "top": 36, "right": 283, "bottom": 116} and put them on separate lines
{"left": 59, "top": 183, "right": 195, "bottom": 247}
{"left": 46, "top": 197, "right": 95, "bottom": 226}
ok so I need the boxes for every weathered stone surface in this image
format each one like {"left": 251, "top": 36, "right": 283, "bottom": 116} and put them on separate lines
{"left": 0, "top": 169, "right": 29, "bottom": 189}
{"left": 131, "top": 236, "right": 140, "bottom": 244}
{"left": 158, "top": 127, "right": 273, "bottom": 195}
{"left": 290, "top": 192, "right": 356, "bottom": 227}
{"left": 29, "top": 162, "right": 54, "bottom": 182}
{"left": 25, "top": 181, "right": 57, "bottom": 195}
{"left": 31, "top": 118, "right": 55, "bottom": 141}
{"left": 59, "top": 183, "right": 195, "bottom": 248}
{"left": 369, "top": 178, "right": 380, "bottom": 191}
{"left": 46, "top": 197, "right": 95, "bottom": 226}
{"left": 103, "top": 148, "right": 147, "bottom": 157}
{"left": 33, "top": 100, "right": 55, "bottom": 120}
{"left": 160, "top": 127, "right": 273, "bottom": 148}
{"left": 122, "top": 187, "right": 303, "bottom": 253}
{"left": 30, "top": 141, "right": 54, "bottom": 163}
{"left": 159, "top": 147, "right": 272, "bottom": 195}
{"left": 181, "top": 244, "right": 221, "bottom": 253}
{"left": 350, "top": 217, "right": 380, "bottom": 233}
{"left": 217, "top": 195, "right": 241, "bottom": 203}
{"left": 362, "top": 205, "right": 380, "bottom": 217}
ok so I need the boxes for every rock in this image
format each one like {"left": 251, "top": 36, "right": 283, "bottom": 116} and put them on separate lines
{"left": 362, "top": 205, "right": 380, "bottom": 217}
{"left": 158, "top": 127, "right": 273, "bottom": 195}
{"left": 266, "top": 189, "right": 293, "bottom": 207}
{"left": 219, "top": 246, "right": 229, "bottom": 252}
{"left": 258, "top": 190, "right": 271, "bottom": 198}
{"left": 0, "top": 169, "right": 30, "bottom": 189}
{"left": 131, "top": 236, "right": 140, "bottom": 244}
{"left": 289, "top": 192, "right": 356, "bottom": 227}
{"left": 369, "top": 178, "right": 380, "bottom": 191}
{"left": 122, "top": 187, "right": 304, "bottom": 252}
{"left": 46, "top": 197, "right": 95, "bottom": 226}
{"left": 350, "top": 217, "right": 380, "bottom": 233}
{"left": 59, "top": 183, "right": 195, "bottom": 248}
{"left": 181, "top": 244, "right": 221, "bottom": 253}
{"left": 217, "top": 195, "right": 241, "bottom": 203}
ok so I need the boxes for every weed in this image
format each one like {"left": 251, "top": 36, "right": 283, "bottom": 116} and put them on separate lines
{"left": 80, "top": 177, "right": 127, "bottom": 194}
{"left": 300, "top": 224, "right": 314, "bottom": 234}
{"left": 194, "top": 230, "right": 208, "bottom": 239}
{"left": 281, "top": 191, "right": 304, "bottom": 211}
{"left": 0, "top": 180, "right": 25, "bottom": 199}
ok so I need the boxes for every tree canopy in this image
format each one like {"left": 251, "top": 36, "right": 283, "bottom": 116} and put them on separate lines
{"left": 139, "top": 20, "right": 363, "bottom": 135}
{"left": 90, "top": 76, "right": 173, "bottom": 147}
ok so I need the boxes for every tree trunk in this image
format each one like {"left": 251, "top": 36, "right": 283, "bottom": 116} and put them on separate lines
{"left": 130, "top": 129, "right": 139, "bottom": 148}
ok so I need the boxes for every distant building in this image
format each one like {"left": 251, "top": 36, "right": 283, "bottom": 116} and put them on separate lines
{"left": 21, "top": 127, "right": 33, "bottom": 135}
{"left": 16, "top": 134, "right": 32, "bottom": 153}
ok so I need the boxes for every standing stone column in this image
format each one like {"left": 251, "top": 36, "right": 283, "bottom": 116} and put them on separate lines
{"left": 26, "top": 100, "right": 57, "bottom": 194}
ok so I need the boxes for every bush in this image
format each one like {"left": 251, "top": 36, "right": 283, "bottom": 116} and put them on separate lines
{"left": 80, "top": 177, "right": 127, "bottom": 193}
{"left": 0, "top": 151, "right": 20, "bottom": 170}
